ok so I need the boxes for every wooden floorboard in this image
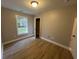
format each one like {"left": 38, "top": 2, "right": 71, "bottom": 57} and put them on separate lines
{"left": 3, "top": 39, "right": 73, "bottom": 59}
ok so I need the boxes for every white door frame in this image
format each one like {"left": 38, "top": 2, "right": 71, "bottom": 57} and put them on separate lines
{"left": 34, "top": 17, "right": 40, "bottom": 38}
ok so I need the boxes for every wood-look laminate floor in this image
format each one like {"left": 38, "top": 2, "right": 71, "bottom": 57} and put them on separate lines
{"left": 3, "top": 39, "right": 73, "bottom": 59}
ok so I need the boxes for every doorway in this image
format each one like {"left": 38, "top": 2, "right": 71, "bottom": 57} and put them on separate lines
{"left": 36, "top": 18, "right": 40, "bottom": 38}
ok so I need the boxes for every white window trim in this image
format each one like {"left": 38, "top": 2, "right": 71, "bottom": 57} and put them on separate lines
{"left": 16, "top": 15, "right": 29, "bottom": 35}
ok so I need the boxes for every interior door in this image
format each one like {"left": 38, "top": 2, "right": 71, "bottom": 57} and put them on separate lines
{"left": 70, "top": 18, "right": 77, "bottom": 59}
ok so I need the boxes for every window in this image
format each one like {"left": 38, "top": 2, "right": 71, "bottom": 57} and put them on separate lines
{"left": 16, "top": 15, "right": 28, "bottom": 35}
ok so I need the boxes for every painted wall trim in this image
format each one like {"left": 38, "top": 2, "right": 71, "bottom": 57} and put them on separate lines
{"left": 3, "top": 34, "right": 35, "bottom": 45}
{"left": 40, "top": 36, "right": 71, "bottom": 51}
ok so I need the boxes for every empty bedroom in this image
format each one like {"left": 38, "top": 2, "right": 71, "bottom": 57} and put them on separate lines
{"left": 1, "top": 0, "right": 77, "bottom": 59}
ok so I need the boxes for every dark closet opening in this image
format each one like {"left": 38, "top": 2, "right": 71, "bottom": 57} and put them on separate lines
{"left": 36, "top": 18, "right": 40, "bottom": 38}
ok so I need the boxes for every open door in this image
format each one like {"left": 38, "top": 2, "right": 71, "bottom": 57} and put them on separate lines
{"left": 36, "top": 18, "right": 40, "bottom": 38}
{"left": 70, "top": 18, "right": 77, "bottom": 59}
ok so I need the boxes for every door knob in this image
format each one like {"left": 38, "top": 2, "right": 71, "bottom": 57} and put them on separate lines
{"left": 72, "top": 35, "right": 76, "bottom": 37}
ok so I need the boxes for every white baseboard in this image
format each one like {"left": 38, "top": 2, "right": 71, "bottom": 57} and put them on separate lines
{"left": 40, "top": 36, "right": 71, "bottom": 51}
{"left": 3, "top": 34, "right": 35, "bottom": 45}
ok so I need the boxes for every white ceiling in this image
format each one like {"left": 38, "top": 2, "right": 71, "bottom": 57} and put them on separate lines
{"left": 1, "top": 0, "right": 76, "bottom": 15}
